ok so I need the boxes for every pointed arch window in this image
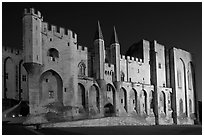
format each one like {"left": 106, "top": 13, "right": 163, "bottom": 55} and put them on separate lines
{"left": 78, "top": 62, "right": 86, "bottom": 76}
{"left": 48, "top": 48, "right": 59, "bottom": 61}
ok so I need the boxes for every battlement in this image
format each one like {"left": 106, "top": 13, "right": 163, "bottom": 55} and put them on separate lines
{"left": 24, "top": 8, "right": 42, "bottom": 19}
{"left": 120, "top": 55, "right": 143, "bottom": 64}
{"left": 77, "top": 45, "right": 88, "bottom": 52}
{"left": 3, "top": 46, "right": 22, "bottom": 55}
{"left": 42, "top": 22, "right": 77, "bottom": 40}
{"left": 105, "top": 63, "right": 114, "bottom": 68}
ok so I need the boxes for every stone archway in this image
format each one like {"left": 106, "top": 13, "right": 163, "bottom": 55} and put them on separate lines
{"left": 130, "top": 88, "right": 137, "bottom": 113}
{"left": 119, "top": 87, "right": 127, "bottom": 112}
{"left": 39, "top": 70, "right": 63, "bottom": 105}
{"left": 106, "top": 84, "right": 116, "bottom": 108}
{"left": 105, "top": 83, "right": 116, "bottom": 116}
{"left": 89, "top": 84, "right": 100, "bottom": 111}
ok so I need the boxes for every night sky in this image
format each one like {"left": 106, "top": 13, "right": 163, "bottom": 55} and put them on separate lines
{"left": 2, "top": 2, "right": 202, "bottom": 101}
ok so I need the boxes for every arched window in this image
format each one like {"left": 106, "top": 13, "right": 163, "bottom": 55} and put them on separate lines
{"left": 78, "top": 62, "right": 86, "bottom": 76}
{"left": 121, "top": 72, "right": 125, "bottom": 81}
{"left": 48, "top": 48, "right": 59, "bottom": 61}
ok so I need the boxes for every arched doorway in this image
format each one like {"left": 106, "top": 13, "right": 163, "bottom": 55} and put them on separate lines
{"left": 39, "top": 70, "right": 63, "bottom": 105}
{"left": 104, "top": 103, "right": 114, "bottom": 117}
{"left": 4, "top": 57, "right": 16, "bottom": 100}
{"left": 78, "top": 83, "right": 86, "bottom": 109}
{"left": 89, "top": 84, "right": 100, "bottom": 110}
{"left": 119, "top": 87, "right": 128, "bottom": 112}
{"left": 106, "top": 84, "right": 116, "bottom": 107}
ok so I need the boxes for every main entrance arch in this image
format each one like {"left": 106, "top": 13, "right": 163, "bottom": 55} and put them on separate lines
{"left": 104, "top": 103, "right": 114, "bottom": 117}
{"left": 39, "top": 70, "right": 63, "bottom": 104}
{"left": 105, "top": 83, "right": 116, "bottom": 116}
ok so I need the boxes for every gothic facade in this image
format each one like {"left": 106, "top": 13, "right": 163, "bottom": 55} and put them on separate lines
{"left": 2, "top": 8, "right": 197, "bottom": 125}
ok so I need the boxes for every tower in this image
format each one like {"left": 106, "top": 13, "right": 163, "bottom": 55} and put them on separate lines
{"left": 110, "top": 26, "right": 120, "bottom": 82}
{"left": 23, "top": 8, "right": 43, "bottom": 65}
{"left": 22, "top": 8, "right": 43, "bottom": 114}
{"left": 93, "top": 21, "right": 105, "bottom": 80}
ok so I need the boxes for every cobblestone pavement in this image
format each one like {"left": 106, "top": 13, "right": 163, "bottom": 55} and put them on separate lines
{"left": 42, "top": 116, "right": 149, "bottom": 128}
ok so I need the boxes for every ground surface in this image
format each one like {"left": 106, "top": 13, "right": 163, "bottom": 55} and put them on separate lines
{"left": 2, "top": 123, "right": 202, "bottom": 135}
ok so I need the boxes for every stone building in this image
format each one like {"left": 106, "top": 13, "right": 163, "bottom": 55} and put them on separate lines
{"left": 2, "top": 8, "right": 197, "bottom": 125}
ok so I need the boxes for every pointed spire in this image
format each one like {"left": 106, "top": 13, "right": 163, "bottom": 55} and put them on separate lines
{"left": 110, "top": 26, "right": 119, "bottom": 44}
{"left": 94, "top": 20, "right": 104, "bottom": 41}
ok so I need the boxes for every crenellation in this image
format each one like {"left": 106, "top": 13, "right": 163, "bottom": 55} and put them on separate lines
{"left": 77, "top": 45, "right": 82, "bottom": 50}
{"left": 136, "top": 58, "right": 138, "bottom": 62}
{"left": 77, "top": 45, "right": 88, "bottom": 52}
{"left": 127, "top": 56, "right": 130, "bottom": 60}
{"left": 24, "top": 8, "right": 42, "bottom": 19}
{"left": 131, "top": 56, "right": 135, "bottom": 61}
{"left": 60, "top": 27, "right": 65, "bottom": 36}
{"left": 42, "top": 22, "right": 48, "bottom": 32}
{"left": 41, "top": 21, "right": 80, "bottom": 41}
{"left": 121, "top": 55, "right": 126, "bottom": 59}
{"left": 51, "top": 25, "right": 57, "bottom": 32}
{"left": 3, "top": 46, "right": 22, "bottom": 55}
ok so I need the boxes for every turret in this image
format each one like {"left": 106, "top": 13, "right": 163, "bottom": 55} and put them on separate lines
{"left": 93, "top": 21, "right": 105, "bottom": 79}
{"left": 110, "top": 26, "right": 120, "bottom": 81}
{"left": 23, "top": 8, "right": 43, "bottom": 65}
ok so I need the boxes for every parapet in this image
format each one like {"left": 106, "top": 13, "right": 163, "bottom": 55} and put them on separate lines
{"left": 120, "top": 54, "right": 143, "bottom": 64}
{"left": 77, "top": 45, "right": 88, "bottom": 52}
{"left": 42, "top": 22, "right": 77, "bottom": 41}
{"left": 3, "top": 46, "right": 22, "bottom": 55}
{"left": 24, "top": 8, "right": 42, "bottom": 19}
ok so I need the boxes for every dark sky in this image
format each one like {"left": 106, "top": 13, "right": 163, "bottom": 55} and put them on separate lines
{"left": 2, "top": 2, "right": 202, "bottom": 101}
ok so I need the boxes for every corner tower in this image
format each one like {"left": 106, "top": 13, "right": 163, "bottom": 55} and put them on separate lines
{"left": 110, "top": 26, "right": 120, "bottom": 82}
{"left": 93, "top": 21, "right": 105, "bottom": 80}
{"left": 22, "top": 8, "right": 43, "bottom": 114}
{"left": 23, "top": 8, "right": 43, "bottom": 64}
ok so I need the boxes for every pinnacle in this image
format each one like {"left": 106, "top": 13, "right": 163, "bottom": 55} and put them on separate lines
{"left": 94, "top": 20, "right": 104, "bottom": 41}
{"left": 110, "top": 26, "right": 119, "bottom": 44}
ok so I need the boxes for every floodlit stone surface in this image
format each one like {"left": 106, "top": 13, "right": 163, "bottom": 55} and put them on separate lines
{"left": 2, "top": 8, "right": 197, "bottom": 126}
